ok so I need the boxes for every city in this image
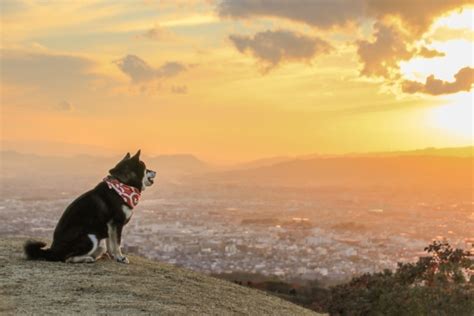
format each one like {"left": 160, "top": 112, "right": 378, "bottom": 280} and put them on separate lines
{"left": 2, "top": 177, "right": 472, "bottom": 285}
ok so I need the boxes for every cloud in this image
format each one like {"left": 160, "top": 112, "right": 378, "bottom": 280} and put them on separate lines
{"left": 218, "top": 0, "right": 470, "bottom": 34}
{"left": 218, "top": 0, "right": 471, "bottom": 77}
{"left": 156, "top": 62, "right": 187, "bottom": 77}
{"left": 0, "top": 0, "right": 27, "bottom": 15}
{"left": 356, "top": 23, "right": 447, "bottom": 78}
{"left": 56, "top": 100, "right": 75, "bottom": 112}
{"left": 171, "top": 85, "right": 188, "bottom": 94}
{"left": 114, "top": 55, "right": 187, "bottom": 83}
{"left": 114, "top": 55, "right": 155, "bottom": 82}
{"left": 141, "top": 25, "right": 175, "bottom": 41}
{"left": 0, "top": 49, "right": 102, "bottom": 92}
{"left": 431, "top": 26, "right": 474, "bottom": 42}
{"left": 366, "top": 0, "right": 472, "bottom": 36}
{"left": 402, "top": 67, "right": 474, "bottom": 95}
{"left": 356, "top": 22, "right": 413, "bottom": 78}
{"left": 218, "top": 0, "right": 366, "bottom": 29}
{"left": 229, "top": 30, "right": 331, "bottom": 70}
{"left": 417, "top": 47, "right": 445, "bottom": 58}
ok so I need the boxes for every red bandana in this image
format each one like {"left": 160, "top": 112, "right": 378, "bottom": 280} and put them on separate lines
{"left": 104, "top": 176, "right": 141, "bottom": 208}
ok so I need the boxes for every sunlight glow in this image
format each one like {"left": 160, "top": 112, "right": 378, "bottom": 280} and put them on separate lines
{"left": 400, "top": 40, "right": 473, "bottom": 81}
{"left": 428, "top": 92, "right": 473, "bottom": 141}
{"left": 433, "top": 7, "right": 474, "bottom": 30}
{"left": 400, "top": 8, "right": 473, "bottom": 82}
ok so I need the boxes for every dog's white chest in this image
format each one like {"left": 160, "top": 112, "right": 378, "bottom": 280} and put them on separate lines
{"left": 122, "top": 205, "right": 133, "bottom": 220}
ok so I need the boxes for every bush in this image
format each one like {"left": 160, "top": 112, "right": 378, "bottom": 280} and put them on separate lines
{"left": 326, "top": 241, "right": 474, "bottom": 316}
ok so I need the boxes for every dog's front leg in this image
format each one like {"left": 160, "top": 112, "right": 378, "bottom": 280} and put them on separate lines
{"left": 115, "top": 225, "right": 129, "bottom": 264}
{"left": 107, "top": 222, "right": 129, "bottom": 264}
{"left": 105, "top": 236, "right": 114, "bottom": 259}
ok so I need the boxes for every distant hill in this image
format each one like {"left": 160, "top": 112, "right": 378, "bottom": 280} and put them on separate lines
{"left": 0, "top": 151, "right": 212, "bottom": 180}
{"left": 232, "top": 156, "right": 293, "bottom": 170}
{"left": 354, "top": 146, "right": 474, "bottom": 158}
{"left": 1, "top": 146, "right": 472, "bottom": 186}
{"left": 147, "top": 154, "right": 212, "bottom": 175}
{"left": 201, "top": 155, "right": 473, "bottom": 189}
{"left": 0, "top": 140, "right": 117, "bottom": 157}
{"left": 225, "top": 146, "right": 474, "bottom": 172}
{"left": 0, "top": 237, "right": 318, "bottom": 315}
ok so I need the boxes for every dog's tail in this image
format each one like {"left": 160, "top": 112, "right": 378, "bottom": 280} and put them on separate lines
{"left": 23, "top": 240, "right": 60, "bottom": 261}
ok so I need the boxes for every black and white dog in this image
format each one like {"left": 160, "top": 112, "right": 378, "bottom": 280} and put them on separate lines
{"left": 24, "top": 150, "right": 156, "bottom": 264}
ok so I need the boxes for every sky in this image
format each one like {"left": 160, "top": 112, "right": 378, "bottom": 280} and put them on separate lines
{"left": 1, "top": 0, "right": 473, "bottom": 163}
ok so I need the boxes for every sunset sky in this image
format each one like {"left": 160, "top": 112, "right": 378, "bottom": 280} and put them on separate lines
{"left": 1, "top": 0, "right": 473, "bottom": 162}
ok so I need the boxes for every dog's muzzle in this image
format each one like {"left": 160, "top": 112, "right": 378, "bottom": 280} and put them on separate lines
{"left": 146, "top": 169, "right": 156, "bottom": 185}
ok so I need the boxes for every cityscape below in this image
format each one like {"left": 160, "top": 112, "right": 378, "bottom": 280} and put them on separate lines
{"left": 1, "top": 148, "right": 472, "bottom": 285}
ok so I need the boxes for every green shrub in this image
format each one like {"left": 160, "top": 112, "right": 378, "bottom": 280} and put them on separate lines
{"left": 326, "top": 241, "right": 474, "bottom": 316}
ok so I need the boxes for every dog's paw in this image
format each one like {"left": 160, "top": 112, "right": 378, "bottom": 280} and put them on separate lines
{"left": 115, "top": 255, "right": 129, "bottom": 264}
{"left": 102, "top": 252, "right": 113, "bottom": 260}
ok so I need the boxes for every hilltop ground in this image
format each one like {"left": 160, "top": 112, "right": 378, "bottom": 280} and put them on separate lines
{"left": 0, "top": 237, "right": 319, "bottom": 315}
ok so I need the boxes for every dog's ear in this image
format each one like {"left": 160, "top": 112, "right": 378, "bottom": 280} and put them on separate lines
{"left": 109, "top": 166, "right": 130, "bottom": 183}
{"left": 132, "top": 150, "right": 141, "bottom": 161}
{"left": 122, "top": 152, "right": 131, "bottom": 161}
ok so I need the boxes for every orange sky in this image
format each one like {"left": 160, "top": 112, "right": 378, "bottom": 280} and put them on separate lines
{"left": 1, "top": 0, "right": 473, "bottom": 163}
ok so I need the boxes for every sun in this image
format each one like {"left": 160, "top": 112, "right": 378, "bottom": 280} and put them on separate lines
{"left": 428, "top": 92, "right": 473, "bottom": 142}
{"left": 398, "top": 8, "right": 473, "bottom": 143}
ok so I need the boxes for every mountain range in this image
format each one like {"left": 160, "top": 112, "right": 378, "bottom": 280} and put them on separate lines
{"left": 1, "top": 146, "right": 472, "bottom": 189}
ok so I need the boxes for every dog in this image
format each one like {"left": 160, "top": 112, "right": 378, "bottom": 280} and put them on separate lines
{"left": 24, "top": 150, "right": 156, "bottom": 264}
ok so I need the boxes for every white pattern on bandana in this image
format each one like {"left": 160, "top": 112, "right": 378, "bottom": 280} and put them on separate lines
{"left": 104, "top": 176, "right": 141, "bottom": 208}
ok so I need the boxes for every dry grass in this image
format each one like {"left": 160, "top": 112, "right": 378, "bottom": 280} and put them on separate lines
{"left": 0, "top": 237, "right": 320, "bottom": 315}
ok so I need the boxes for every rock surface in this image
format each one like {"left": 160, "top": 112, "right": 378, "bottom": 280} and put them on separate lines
{"left": 0, "top": 237, "right": 320, "bottom": 315}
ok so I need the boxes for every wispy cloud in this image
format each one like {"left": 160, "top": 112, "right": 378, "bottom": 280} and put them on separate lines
{"left": 113, "top": 55, "right": 187, "bottom": 83}
{"left": 171, "top": 85, "right": 188, "bottom": 94}
{"left": 0, "top": 49, "right": 102, "bottom": 91}
{"left": 161, "top": 14, "right": 219, "bottom": 27}
{"left": 140, "top": 25, "right": 176, "bottom": 41}
{"left": 56, "top": 100, "right": 75, "bottom": 112}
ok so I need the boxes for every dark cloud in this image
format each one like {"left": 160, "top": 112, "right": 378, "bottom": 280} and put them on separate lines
{"left": 218, "top": 0, "right": 366, "bottom": 29}
{"left": 218, "top": 0, "right": 470, "bottom": 78}
{"left": 361, "top": 0, "right": 468, "bottom": 78}
{"left": 417, "top": 47, "right": 445, "bottom": 58}
{"left": 402, "top": 67, "right": 474, "bottom": 95}
{"left": 114, "top": 55, "right": 155, "bottom": 82}
{"left": 356, "top": 24, "right": 447, "bottom": 78}
{"left": 156, "top": 62, "right": 187, "bottom": 78}
{"left": 229, "top": 30, "right": 331, "bottom": 70}
{"left": 356, "top": 22, "right": 413, "bottom": 78}
{"left": 366, "top": 0, "right": 471, "bottom": 36}
{"left": 218, "top": 0, "right": 470, "bottom": 34}
{"left": 114, "top": 55, "right": 187, "bottom": 83}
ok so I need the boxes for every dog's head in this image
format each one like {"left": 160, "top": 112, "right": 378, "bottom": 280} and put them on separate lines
{"left": 109, "top": 150, "right": 156, "bottom": 191}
